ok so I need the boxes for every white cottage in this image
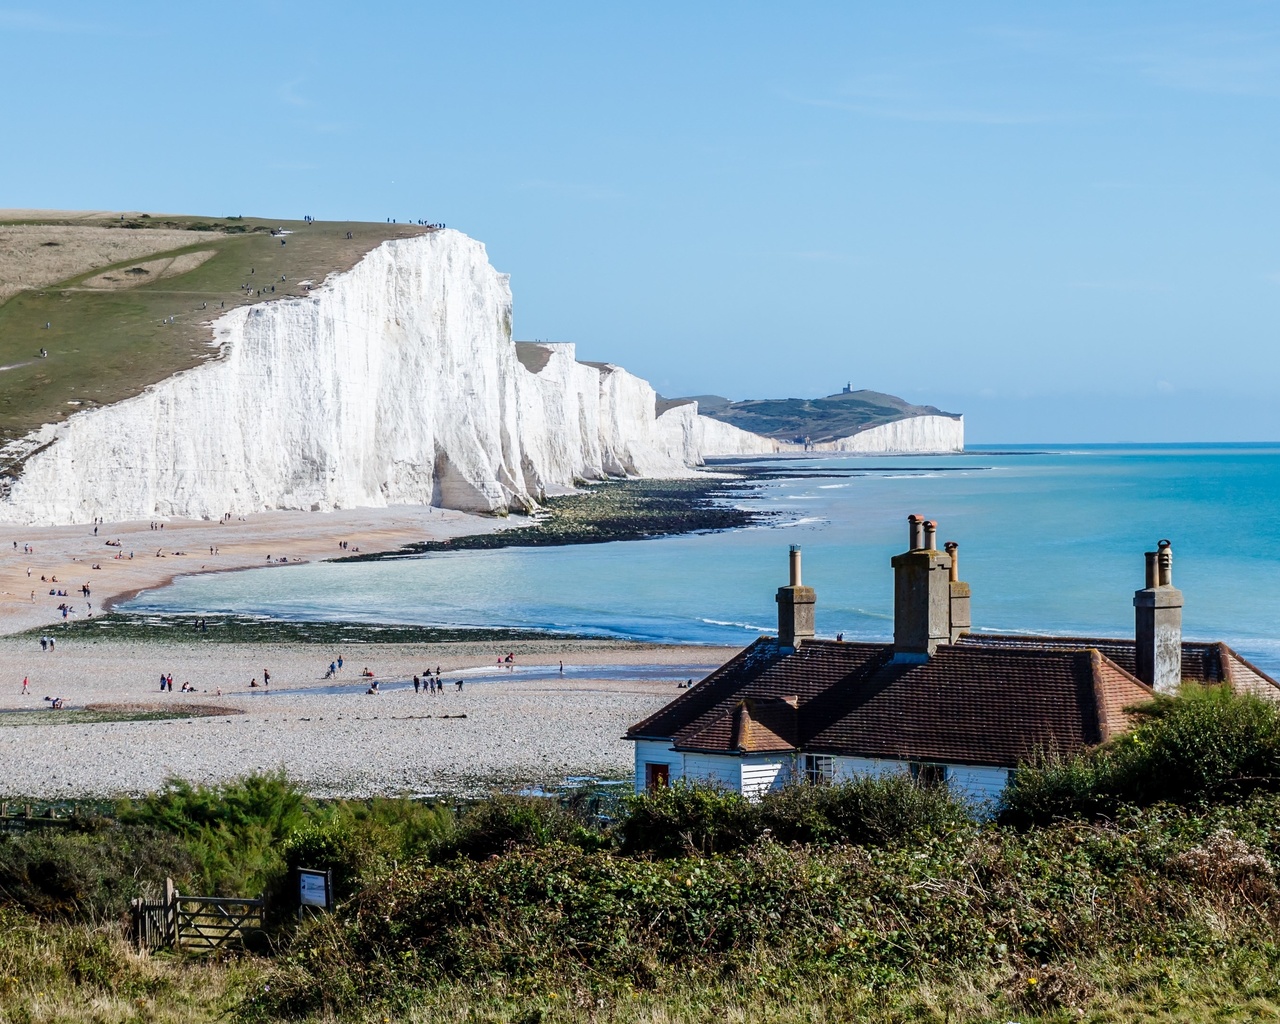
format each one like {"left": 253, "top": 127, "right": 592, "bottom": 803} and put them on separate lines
{"left": 627, "top": 516, "right": 1279, "bottom": 804}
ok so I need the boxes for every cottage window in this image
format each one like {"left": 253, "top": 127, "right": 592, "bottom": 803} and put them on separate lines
{"left": 804, "top": 754, "right": 835, "bottom": 785}
{"left": 644, "top": 763, "right": 670, "bottom": 790}
{"left": 909, "top": 763, "right": 948, "bottom": 788}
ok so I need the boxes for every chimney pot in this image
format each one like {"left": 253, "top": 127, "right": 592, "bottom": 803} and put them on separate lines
{"left": 777, "top": 546, "right": 816, "bottom": 648}
{"left": 1135, "top": 538, "right": 1183, "bottom": 693}
{"left": 1157, "top": 539, "right": 1173, "bottom": 587}
{"left": 892, "top": 515, "right": 958, "bottom": 657}
{"left": 944, "top": 541, "right": 959, "bottom": 582}
{"left": 908, "top": 514, "right": 924, "bottom": 550}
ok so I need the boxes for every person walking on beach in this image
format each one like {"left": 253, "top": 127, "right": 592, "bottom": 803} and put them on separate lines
{"left": 263, "top": 669, "right": 270, "bottom": 689}
{"left": 21, "top": 677, "right": 28, "bottom": 694}
{"left": 413, "top": 675, "right": 420, "bottom": 694}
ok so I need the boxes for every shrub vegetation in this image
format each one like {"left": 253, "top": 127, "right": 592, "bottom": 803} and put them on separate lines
{"left": 1001, "top": 685, "right": 1280, "bottom": 825}
{"left": 4, "top": 685, "right": 1280, "bottom": 1022}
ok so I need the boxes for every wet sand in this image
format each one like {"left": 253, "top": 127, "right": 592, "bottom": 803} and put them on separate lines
{"left": 0, "top": 505, "right": 509, "bottom": 637}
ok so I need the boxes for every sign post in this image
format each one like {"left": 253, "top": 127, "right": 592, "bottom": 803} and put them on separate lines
{"left": 297, "top": 868, "right": 331, "bottom": 920}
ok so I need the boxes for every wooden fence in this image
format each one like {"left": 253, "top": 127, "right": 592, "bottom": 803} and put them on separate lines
{"left": 131, "top": 878, "right": 265, "bottom": 953}
{"left": 0, "top": 802, "right": 80, "bottom": 833}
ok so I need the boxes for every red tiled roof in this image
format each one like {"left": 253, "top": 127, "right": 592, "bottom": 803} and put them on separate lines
{"left": 627, "top": 637, "right": 1156, "bottom": 768}
{"left": 955, "top": 633, "right": 1280, "bottom": 694}
{"left": 627, "top": 640, "right": 888, "bottom": 744}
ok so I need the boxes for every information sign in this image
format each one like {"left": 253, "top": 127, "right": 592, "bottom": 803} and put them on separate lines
{"left": 298, "top": 869, "right": 330, "bottom": 908}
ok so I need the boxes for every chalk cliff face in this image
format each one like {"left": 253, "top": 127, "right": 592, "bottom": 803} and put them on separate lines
{"left": 814, "top": 415, "right": 964, "bottom": 455}
{"left": 0, "top": 231, "right": 775, "bottom": 526}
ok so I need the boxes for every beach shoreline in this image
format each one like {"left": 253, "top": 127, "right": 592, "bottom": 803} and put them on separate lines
{"left": 0, "top": 469, "right": 776, "bottom": 639}
{"left": 0, "top": 635, "right": 738, "bottom": 798}
{"left": 0, "top": 504, "right": 512, "bottom": 638}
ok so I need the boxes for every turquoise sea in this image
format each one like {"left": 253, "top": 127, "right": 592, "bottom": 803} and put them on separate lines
{"left": 125, "top": 445, "right": 1280, "bottom": 674}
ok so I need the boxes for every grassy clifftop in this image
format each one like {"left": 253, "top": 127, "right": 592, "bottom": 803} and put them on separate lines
{"left": 685, "top": 388, "right": 959, "bottom": 444}
{"left": 0, "top": 211, "right": 426, "bottom": 474}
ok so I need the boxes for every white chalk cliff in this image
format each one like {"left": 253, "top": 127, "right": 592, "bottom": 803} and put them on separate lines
{"left": 811, "top": 415, "right": 964, "bottom": 455}
{"left": 0, "top": 230, "right": 965, "bottom": 526}
{"left": 0, "top": 231, "right": 774, "bottom": 526}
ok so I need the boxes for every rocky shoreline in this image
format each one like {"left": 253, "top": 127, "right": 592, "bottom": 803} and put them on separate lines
{"left": 338, "top": 472, "right": 771, "bottom": 560}
{"left": 26, "top": 612, "right": 589, "bottom": 647}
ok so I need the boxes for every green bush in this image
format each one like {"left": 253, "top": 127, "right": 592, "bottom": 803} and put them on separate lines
{"left": 280, "top": 821, "right": 363, "bottom": 905}
{"left": 1002, "top": 686, "right": 1280, "bottom": 826}
{"left": 118, "top": 773, "right": 309, "bottom": 896}
{"left": 619, "top": 776, "right": 968, "bottom": 856}
{"left": 617, "top": 783, "right": 758, "bottom": 856}
{"left": 0, "top": 824, "right": 196, "bottom": 921}
{"left": 438, "top": 795, "right": 604, "bottom": 861}
{"left": 336, "top": 796, "right": 455, "bottom": 867}
{"left": 261, "top": 795, "right": 1280, "bottom": 1017}
{"left": 759, "top": 774, "right": 970, "bottom": 846}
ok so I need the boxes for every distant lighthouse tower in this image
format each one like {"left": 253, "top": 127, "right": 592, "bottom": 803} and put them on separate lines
{"left": 842, "top": 382, "right": 852, "bottom": 394}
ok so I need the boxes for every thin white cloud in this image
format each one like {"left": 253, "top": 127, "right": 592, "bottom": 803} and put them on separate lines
{"left": 1126, "top": 34, "right": 1280, "bottom": 97}
{"left": 987, "top": 20, "right": 1280, "bottom": 98}
{"left": 0, "top": 8, "right": 107, "bottom": 33}
{"left": 1064, "top": 279, "right": 1169, "bottom": 293}
{"left": 278, "top": 78, "right": 309, "bottom": 108}
{"left": 793, "top": 92, "right": 1056, "bottom": 125}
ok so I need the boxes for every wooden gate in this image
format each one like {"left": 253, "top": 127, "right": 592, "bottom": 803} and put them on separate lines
{"left": 174, "top": 894, "right": 265, "bottom": 952}
{"left": 130, "top": 878, "right": 264, "bottom": 953}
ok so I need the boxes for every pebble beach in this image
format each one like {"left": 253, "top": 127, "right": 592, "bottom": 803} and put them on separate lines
{"left": 0, "top": 636, "right": 737, "bottom": 798}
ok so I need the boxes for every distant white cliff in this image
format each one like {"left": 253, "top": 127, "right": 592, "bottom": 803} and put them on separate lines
{"left": 0, "top": 231, "right": 773, "bottom": 525}
{"left": 813, "top": 415, "right": 964, "bottom": 455}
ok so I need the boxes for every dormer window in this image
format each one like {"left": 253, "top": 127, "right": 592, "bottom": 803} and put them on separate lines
{"left": 803, "top": 754, "right": 834, "bottom": 784}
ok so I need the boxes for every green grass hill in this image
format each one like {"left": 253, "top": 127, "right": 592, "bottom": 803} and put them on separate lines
{"left": 676, "top": 388, "right": 960, "bottom": 444}
{"left": 0, "top": 211, "right": 426, "bottom": 475}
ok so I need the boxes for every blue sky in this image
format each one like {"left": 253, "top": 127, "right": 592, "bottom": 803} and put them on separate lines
{"left": 3, "top": 2, "right": 1278, "bottom": 442}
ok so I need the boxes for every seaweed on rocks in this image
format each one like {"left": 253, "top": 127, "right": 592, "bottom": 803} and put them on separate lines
{"left": 22, "top": 613, "right": 578, "bottom": 646}
{"left": 340, "top": 473, "right": 772, "bottom": 560}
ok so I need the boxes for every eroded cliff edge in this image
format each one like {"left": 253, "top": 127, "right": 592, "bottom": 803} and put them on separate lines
{"left": 0, "top": 231, "right": 773, "bottom": 525}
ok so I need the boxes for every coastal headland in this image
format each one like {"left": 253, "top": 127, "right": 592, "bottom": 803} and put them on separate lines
{"left": 0, "top": 209, "right": 962, "bottom": 803}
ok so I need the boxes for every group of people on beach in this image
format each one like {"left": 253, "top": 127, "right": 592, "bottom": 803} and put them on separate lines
{"left": 355, "top": 667, "right": 462, "bottom": 694}
{"left": 412, "top": 668, "right": 459, "bottom": 693}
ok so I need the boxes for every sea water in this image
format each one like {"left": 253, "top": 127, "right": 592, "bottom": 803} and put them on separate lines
{"left": 124, "top": 445, "right": 1280, "bottom": 673}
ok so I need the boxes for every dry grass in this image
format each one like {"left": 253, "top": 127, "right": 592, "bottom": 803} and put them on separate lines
{"left": 0, "top": 225, "right": 205, "bottom": 303}
{"left": 79, "top": 249, "right": 217, "bottom": 290}
{"left": 0, "top": 914, "right": 259, "bottom": 1024}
